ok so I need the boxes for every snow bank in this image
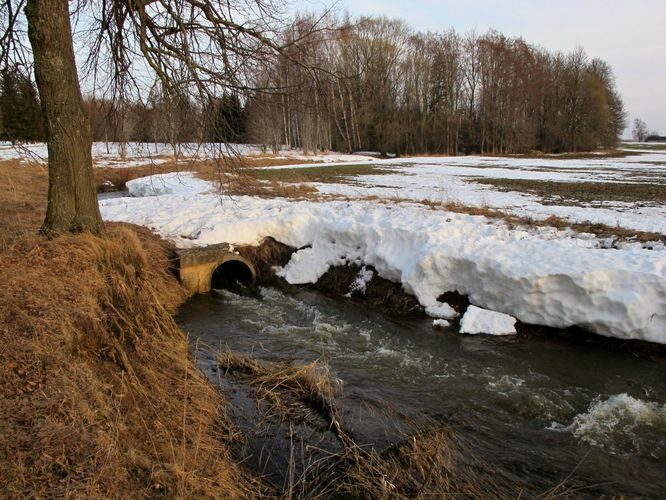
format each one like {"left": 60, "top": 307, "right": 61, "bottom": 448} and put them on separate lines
{"left": 100, "top": 173, "right": 666, "bottom": 344}
{"left": 126, "top": 171, "right": 212, "bottom": 197}
{"left": 459, "top": 306, "right": 517, "bottom": 335}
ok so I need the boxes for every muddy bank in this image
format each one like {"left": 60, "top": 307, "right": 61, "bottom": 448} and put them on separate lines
{"left": 237, "top": 238, "right": 423, "bottom": 315}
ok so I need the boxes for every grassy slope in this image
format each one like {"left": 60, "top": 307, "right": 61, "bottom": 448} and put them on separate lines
{"left": 0, "top": 160, "right": 263, "bottom": 498}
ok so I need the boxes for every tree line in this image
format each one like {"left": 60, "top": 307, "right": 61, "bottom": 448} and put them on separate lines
{"left": 0, "top": 66, "right": 245, "bottom": 151}
{"left": 631, "top": 118, "right": 663, "bottom": 142}
{"left": 1, "top": 15, "right": 625, "bottom": 157}
{"left": 248, "top": 16, "right": 626, "bottom": 155}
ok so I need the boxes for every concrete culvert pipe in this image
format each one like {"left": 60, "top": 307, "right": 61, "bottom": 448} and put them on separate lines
{"left": 211, "top": 259, "right": 258, "bottom": 296}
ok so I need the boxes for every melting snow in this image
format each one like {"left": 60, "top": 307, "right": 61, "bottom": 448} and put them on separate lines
{"left": 99, "top": 172, "right": 666, "bottom": 344}
{"left": 345, "top": 266, "right": 374, "bottom": 296}
{"left": 459, "top": 306, "right": 517, "bottom": 335}
{"left": 432, "top": 319, "right": 451, "bottom": 329}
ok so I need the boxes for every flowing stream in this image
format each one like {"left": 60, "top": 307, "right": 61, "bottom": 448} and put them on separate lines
{"left": 177, "top": 287, "right": 666, "bottom": 497}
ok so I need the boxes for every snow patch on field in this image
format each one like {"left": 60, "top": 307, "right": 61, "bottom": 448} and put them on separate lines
{"left": 101, "top": 173, "right": 666, "bottom": 344}
{"left": 302, "top": 156, "right": 666, "bottom": 234}
{"left": 126, "top": 171, "right": 212, "bottom": 196}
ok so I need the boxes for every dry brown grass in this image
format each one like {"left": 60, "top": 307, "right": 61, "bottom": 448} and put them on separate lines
{"left": 94, "top": 162, "right": 185, "bottom": 191}
{"left": 218, "top": 351, "right": 347, "bottom": 444}
{"left": 224, "top": 175, "right": 318, "bottom": 200}
{"left": 93, "top": 154, "right": 318, "bottom": 193}
{"left": 0, "top": 160, "right": 265, "bottom": 497}
{"left": 200, "top": 167, "right": 319, "bottom": 200}
{"left": 0, "top": 227, "right": 267, "bottom": 497}
{"left": 0, "top": 160, "right": 48, "bottom": 238}
{"left": 218, "top": 351, "right": 526, "bottom": 499}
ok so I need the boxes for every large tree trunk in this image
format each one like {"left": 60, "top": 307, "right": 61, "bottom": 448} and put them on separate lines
{"left": 26, "top": 0, "right": 103, "bottom": 236}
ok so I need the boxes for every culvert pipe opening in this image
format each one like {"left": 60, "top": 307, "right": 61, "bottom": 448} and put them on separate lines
{"left": 211, "top": 260, "right": 258, "bottom": 297}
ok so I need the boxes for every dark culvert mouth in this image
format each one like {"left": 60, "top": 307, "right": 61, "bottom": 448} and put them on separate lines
{"left": 211, "top": 260, "right": 258, "bottom": 297}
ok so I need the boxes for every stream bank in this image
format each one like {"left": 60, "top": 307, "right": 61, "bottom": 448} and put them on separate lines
{"left": 235, "top": 237, "right": 666, "bottom": 356}
{"left": 178, "top": 284, "right": 666, "bottom": 498}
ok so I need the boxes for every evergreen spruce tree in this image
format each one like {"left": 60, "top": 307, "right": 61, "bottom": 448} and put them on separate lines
{"left": 0, "top": 66, "right": 45, "bottom": 143}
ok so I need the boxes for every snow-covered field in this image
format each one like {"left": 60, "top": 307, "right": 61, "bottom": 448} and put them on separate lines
{"left": 100, "top": 172, "right": 666, "bottom": 344}
{"left": 262, "top": 153, "right": 666, "bottom": 234}
{"left": 4, "top": 141, "right": 663, "bottom": 233}
{"left": 0, "top": 141, "right": 375, "bottom": 167}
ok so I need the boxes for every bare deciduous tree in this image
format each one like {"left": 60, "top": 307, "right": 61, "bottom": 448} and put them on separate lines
{"left": 632, "top": 118, "right": 649, "bottom": 142}
{"left": 1, "top": 0, "right": 288, "bottom": 235}
{"left": 248, "top": 19, "right": 625, "bottom": 157}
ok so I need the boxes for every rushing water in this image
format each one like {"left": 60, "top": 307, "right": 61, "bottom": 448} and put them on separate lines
{"left": 177, "top": 287, "right": 666, "bottom": 497}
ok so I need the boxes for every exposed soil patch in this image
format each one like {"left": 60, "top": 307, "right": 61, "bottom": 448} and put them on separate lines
{"left": 506, "top": 149, "right": 639, "bottom": 160}
{"left": 231, "top": 242, "right": 424, "bottom": 316}
{"left": 236, "top": 237, "right": 297, "bottom": 285}
{"left": 621, "top": 143, "right": 666, "bottom": 151}
{"left": 471, "top": 177, "right": 666, "bottom": 205}
{"left": 245, "top": 163, "right": 395, "bottom": 184}
{"left": 515, "top": 323, "right": 666, "bottom": 360}
{"left": 310, "top": 264, "right": 423, "bottom": 315}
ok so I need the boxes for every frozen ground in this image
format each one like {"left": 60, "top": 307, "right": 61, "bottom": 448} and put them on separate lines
{"left": 0, "top": 141, "right": 375, "bottom": 167}
{"left": 100, "top": 172, "right": 666, "bottom": 344}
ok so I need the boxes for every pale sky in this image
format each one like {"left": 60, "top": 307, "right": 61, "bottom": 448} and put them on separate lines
{"left": 294, "top": 0, "right": 666, "bottom": 137}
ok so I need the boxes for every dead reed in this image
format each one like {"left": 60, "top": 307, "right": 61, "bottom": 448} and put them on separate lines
{"left": 218, "top": 351, "right": 528, "bottom": 499}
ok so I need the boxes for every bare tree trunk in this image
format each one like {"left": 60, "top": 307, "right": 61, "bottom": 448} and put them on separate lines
{"left": 348, "top": 87, "right": 361, "bottom": 151}
{"left": 26, "top": 0, "right": 102, "bottom": 236}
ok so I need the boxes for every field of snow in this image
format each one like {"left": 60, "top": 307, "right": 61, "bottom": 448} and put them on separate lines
{"left": 100, "top": 172, "right": 666, "bottom": 344}
{"left": 261, "top": 153, "right": 666, "bottom": 234}
{"left": 0, "top": 141, "right": 375, "bottom": 167}
{"left": 3, "top": 141, "right": 663, "bottom": 233}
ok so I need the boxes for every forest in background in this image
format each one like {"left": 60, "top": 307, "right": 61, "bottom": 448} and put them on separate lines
{"left": 0, "top": 15, "right": 626, "bottom": 156}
